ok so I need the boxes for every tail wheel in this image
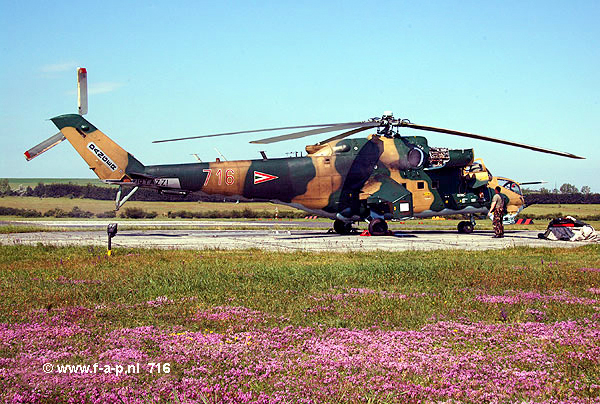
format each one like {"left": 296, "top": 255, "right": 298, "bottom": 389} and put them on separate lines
{"left": 333, "top": 219, "right": 353, "bottom": 235}
{"left": 368, "top": 218, "right": 389, "bottom": 236}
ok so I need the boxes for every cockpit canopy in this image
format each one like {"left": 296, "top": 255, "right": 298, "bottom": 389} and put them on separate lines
{"left": 496, "top": 178, "right": 522, "bottom": 195}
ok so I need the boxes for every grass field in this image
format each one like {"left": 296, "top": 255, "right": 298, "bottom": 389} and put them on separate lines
{"left": 0, "top": 196, "right": 301, "bottom": 216}
{"left": 7, "top": 178, "right": 108, "bottom": 188}
{"left": 0, "top": 245, "right": 599, "bottom": 402}
{"left": 522, "top": 203, "right": 600, "bottom": 218}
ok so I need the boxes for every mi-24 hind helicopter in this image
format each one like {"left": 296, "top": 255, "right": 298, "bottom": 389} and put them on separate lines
{"left": 25, "top": 69, "right": 584, "bottom": 236}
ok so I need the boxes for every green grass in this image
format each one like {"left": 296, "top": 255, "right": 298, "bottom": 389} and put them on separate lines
{"left": 1, "top": 245, "right": 598, "bottom": 330}
{"left": 0, "top": 196, "right": 303, "bottom": 216}
{"left": 0, "top": 224, "right": 66, "bottom": 234}
{"left": 522, "top": 203, "right": 600, "bottom": 218}
{"left": 1, "top": 245, "right": 599, "bottom": 402}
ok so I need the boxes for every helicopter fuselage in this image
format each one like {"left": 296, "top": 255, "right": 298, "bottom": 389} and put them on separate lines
{"left": 130, "top": 134, "right": 509, "bottom": 221}
{"left": 37, "top": 114, "right": 526, "bottom": 233}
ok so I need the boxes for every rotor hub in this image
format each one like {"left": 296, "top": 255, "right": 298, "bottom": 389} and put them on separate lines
{"left": 376, "top": 112, "right": 399, "bottom": 137}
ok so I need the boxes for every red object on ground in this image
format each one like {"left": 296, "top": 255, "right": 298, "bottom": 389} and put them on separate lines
{"left": 360, "top": 230, "right": 371, "bottom": 236}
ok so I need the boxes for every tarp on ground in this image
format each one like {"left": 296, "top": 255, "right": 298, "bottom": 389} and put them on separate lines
{"left": 538, "top": 216, "right": 600, "bottom": 242}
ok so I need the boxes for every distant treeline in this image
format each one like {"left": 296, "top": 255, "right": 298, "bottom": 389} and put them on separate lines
{"left": 2, "top": 182, "right": 600, "bottom": 205}
{"left": 0, "top": 206, "right": 106, "bottom": 218}
{"left": 3, "top": 182, "right": 224, "bottom": 202}
{"left": 0, "top": 206, "right": 304, "bottom": 220}
{"left": 524, "top": 193, "right": 600, "bottom": 205}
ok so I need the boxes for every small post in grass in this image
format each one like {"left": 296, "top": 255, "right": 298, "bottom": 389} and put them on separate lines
{"left": 107, "top": 223, "right": 118, "bottom": 256}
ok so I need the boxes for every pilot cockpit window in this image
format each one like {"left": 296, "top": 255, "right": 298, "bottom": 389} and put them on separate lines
{"left": 508, "top": 182, "right": 522, "bottom": 195}
{"left": 497, "top": 179, "right": 522, "bottom": 195}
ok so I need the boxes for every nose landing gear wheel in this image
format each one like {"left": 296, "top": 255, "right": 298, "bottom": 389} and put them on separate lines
{"left": 458, "top": 221, "right": 474, "bottom": 234}
{"left": 333, "top": 219, "right": 353, "bottom": 235}
{"left": 368, "top": 218, "right": 389, "bottom": 236}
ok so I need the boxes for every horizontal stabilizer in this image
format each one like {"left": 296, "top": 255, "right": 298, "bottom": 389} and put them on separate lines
{"left": 24, "top": 132, "right": 66, "bottom": 161}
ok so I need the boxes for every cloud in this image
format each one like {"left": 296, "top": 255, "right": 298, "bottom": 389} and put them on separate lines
{"left": 66, "top": 82, "right": 124, "bottom": 96}
{"left": 40, "top": 62, "right": 78, "bottom": 73}
{"left": 88, "top": 82, "right": 124, "bottom": 95}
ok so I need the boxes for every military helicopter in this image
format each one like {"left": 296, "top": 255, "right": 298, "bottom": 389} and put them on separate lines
{"left": 25, "top": 69, "right": 584, "bottom": 235}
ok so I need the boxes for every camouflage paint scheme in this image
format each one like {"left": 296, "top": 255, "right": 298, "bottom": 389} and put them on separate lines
{"left": 50, "top": 114, "right": 525, "bottom": 223}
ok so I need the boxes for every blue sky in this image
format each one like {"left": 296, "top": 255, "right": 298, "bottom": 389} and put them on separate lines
{"left": 2, "top": 0, "right": 599, "bottom": 191}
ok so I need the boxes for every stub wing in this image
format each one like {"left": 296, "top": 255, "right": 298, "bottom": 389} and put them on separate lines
{"left": 360, "top": 174, "right": 413, "bottom": 219}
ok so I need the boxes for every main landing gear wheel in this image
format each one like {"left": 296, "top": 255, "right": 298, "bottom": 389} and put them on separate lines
{"left": 333, "top": 219, "right": 353, "bottom": 235}
{"left": 368, "top": 218, "right": 389, "bottom": 236}
{"left": 457, "top": 221, "right": 474, "bottom": 234}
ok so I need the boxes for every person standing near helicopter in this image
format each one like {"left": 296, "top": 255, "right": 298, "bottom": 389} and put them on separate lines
{"left": 488, "top": 186, "right": 505, "bottom": 238}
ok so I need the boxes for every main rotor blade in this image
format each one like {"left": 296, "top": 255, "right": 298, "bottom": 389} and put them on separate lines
{"left": 402, "top": 123, "right": 585, "bottom": 159}
{"left": 316, "top": 126, "right": 375, "bottom": 145}
{"left": 249, "top": 121, "right": 378, "bottom": 144}
{"left": 153, "top": 122, "right": 360, "bottom": 144}
{"left": 519, "top": 181, "right": 547, "bottom": 185}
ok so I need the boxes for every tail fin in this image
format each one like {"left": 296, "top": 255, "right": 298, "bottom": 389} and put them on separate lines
{"left": 50, "top": 114, "right": 144, "bottom": 182}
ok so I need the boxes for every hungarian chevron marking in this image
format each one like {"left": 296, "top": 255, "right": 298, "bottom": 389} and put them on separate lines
{"left": 253, "top": 171, "right": 279, "bottom": 185}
